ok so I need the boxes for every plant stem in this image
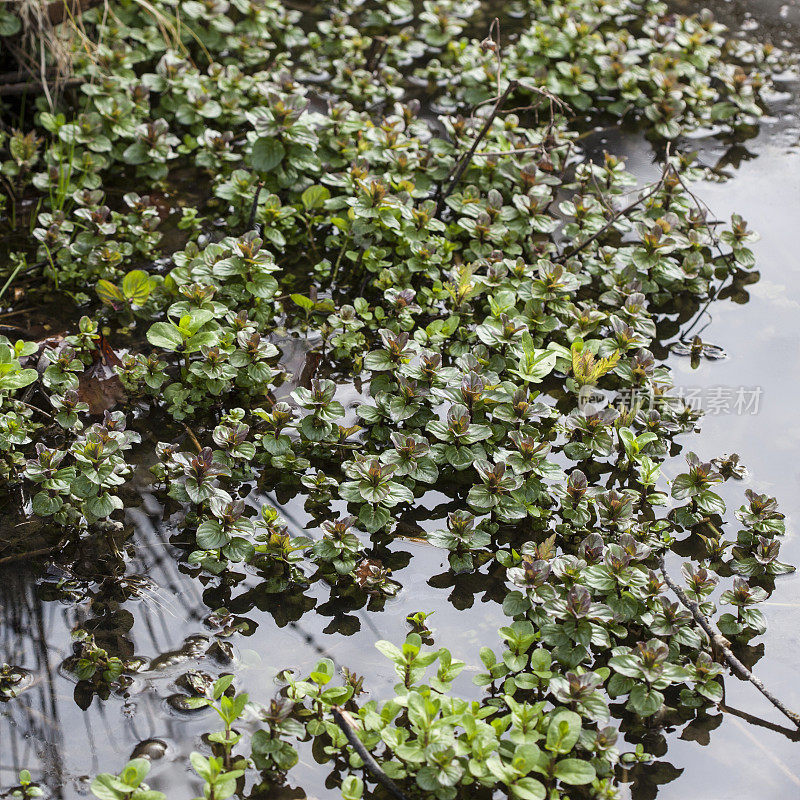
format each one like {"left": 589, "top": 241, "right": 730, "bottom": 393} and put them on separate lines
{"left": 182, "top": 422, "right": 203, "bottom": 453}
{"left": 248, "top": 180, "right": 264, "bottom": 232}
{"left": 44, "top": 245, "right": 59, "bottom": 291}
{"left": 331, "top": 236, "right": 350, "bottom": 284}
{"left": 0, "top": 256, "right": 26, "bottom": 302}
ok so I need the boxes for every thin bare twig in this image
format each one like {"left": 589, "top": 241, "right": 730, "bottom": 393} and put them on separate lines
{"left": 182, "top": 423, "right": 203, "bottom": 454}
{"left": 13, "top": 400, "right": 54, "bottom": 420}
{"left": 556, "top": 153, "right": 672, "bottom": 263}
{"left": 588, "top": 163, "right": 616, "bottom": 214}
{"left": 331, "top": 706, "right": 409, "bottom": 800}
{"left": 0, "top": 307, "right": 35, "bottom": 319}
{"left": 436, "top": 18, "right": 567, "bottom": 208}
{"left": 720, "top": 703, "right": 800, "bottom": 742}
{"left": 670, "top": 166, "right": 739, "bottom": 341}
{"left": 0, "top": 77, "right": 82, "bottom": 96}
{"left": 467, "top": 144, "right": 545, "bottom": 158}
{"left": 437, "top": 79, "right": 519, "bottom": 203}
{"left": 367, "top": 36, "right": 389, "bottom": 75}
{"left": 659, "top": 555, "right": 800, "bottom": 728}
{"left": 248, "top": 180, "right": 264, "bottom": 232}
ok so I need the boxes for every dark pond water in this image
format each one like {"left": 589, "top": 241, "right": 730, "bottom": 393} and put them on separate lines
{"left": 3, "top": 1, "right": 800, "bottom": 798}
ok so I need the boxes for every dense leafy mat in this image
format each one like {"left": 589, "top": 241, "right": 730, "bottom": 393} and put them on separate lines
{"left": 0, "top": 1, "right": 794, "bottom": 799}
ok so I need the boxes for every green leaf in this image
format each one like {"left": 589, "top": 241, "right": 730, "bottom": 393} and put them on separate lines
{"left": 134, "top": 791, "right": 166, "bottom": 800}
{"left": 181, "top": 696, "right": 211, "bottom": 709}
{"left": 358, "top": 503, "right": 390, "bottom": 533}
{"left": 224, "top": 537, "right": 255, "bottom": 562}
{"left": 0, "top": 12, "right": 22, "bottom": 37}
{"left": 545, "top": 710, "right": 581, "bottom": 754}
{"left": 301, "top": 184, "right": 330, "bottom": 210}
{"left": 84, "top": 492, "right": 116, "bottom": 520}
{"left": 671, "top": 473, "right": 696, "bottom": 500}
{"left": 189, "top": 751, "right": 211, "bottom": 780}
{"left": 147, "top": 322, "right": 185, "bottom": 351}
{"left": 213, "top": 674, "right": 234, "bottom": 699}
{"left": 96, "top": 280, "right": 125, "bottom": 307}
{"left": 251, "top": 137, "right": 285, "bottom": 172}
{"left": 185, "top": 330, "right": 219, "bottom": 353}
{"left": 185, "top": 308, "right": 215, "bottom": 332}
{"left": 696, "top": 490, "right": 726, "bottom": 516}
{"left": 309, "top": 658, "right": 334, "bottom": 685}
{"left": 375, "top": 640, "right": 402, "bottom": 661}
{"left": 120, "top": 759, "right": 150, "bottom": 788}
{"left": 627, "top": 684, "right": 664, "bottom": 717}
{"left": 90, "top": 775, "right": 122, "bottom": 800}
{"left": 196, "top": 520, "right": 228, "bottom": 549}
{"left": 32, "top": 491, "right": 62, "bottom": 516}
{"left": 122, "top": 141, "right": 149, "bottom": 165}
{"left": 697, "top": 679, "right": 724, "bottom": 703}
{"left": 553, "top": 758, "right": 596, "bottom": 785}
{"left": 2, "top": 367, "right": 38, "bottom": 391}
{"left": 321, "top": 685, "right": 354, "bottom": 704}
{"left": 290, "top": 293, "right": 315, "bottom": 311}
{"left": 510, "top": 777, "right": 546, "bottom": 800}
{"left": 341, "top": 776, "right": 363, "bottom": 800}
{"left": 122, "top": 270, "right": 154, "bottom": 306}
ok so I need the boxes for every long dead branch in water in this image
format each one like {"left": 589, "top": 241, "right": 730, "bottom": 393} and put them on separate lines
{"left": 659, "top": 555, "right": 800, "bottom": 728}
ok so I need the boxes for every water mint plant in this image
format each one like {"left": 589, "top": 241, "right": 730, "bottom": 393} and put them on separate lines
{"left": 0, "top": 0, "right": 797, "bottom": 799}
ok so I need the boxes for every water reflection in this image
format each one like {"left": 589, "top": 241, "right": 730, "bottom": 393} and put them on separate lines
{"left": 1, "top": 490, "right": 507, "bottom": 799}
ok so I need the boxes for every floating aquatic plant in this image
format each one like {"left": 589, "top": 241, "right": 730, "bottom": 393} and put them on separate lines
{"left": 0, "top": 0, "right": 796, "bottom": 798}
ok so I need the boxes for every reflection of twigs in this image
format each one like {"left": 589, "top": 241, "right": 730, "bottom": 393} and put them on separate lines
{"left": 721, "top": 703, "right": 800, "bottom": 742}
{"left": 331, "top": 706, "right": 410, "bottom": 800}
{"left": 0, "top": 545, "right": 58, "bottom": 566}
{"left": 0, "top": 530, "right": 69, "bottom": 565}
{"left": 659, "top": 555, "right": 800, "bottom": 728}
{"left": 679, "top": 307, "right": 714, "bottom": 342}
{"left": 727, "top": 715, "right": 800, "bottom": 786}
